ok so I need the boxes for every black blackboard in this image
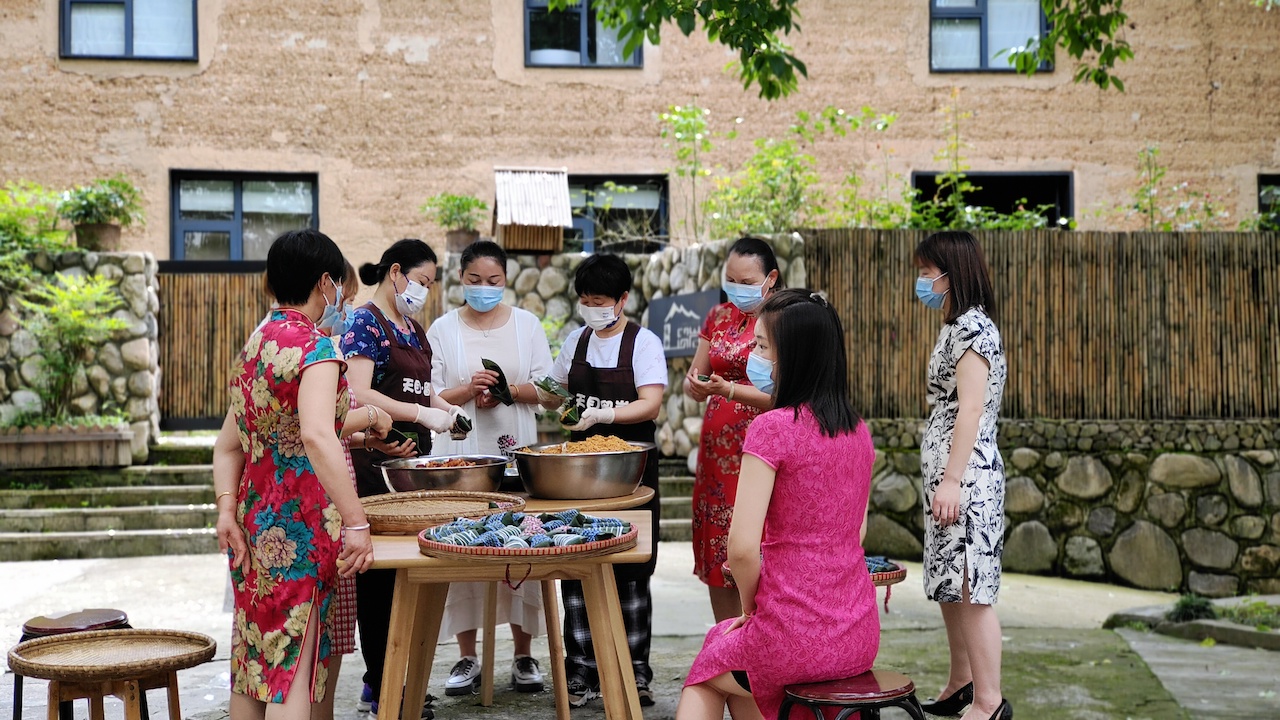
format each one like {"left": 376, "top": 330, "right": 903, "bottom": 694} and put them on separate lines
{"left": 646, "top": 289, "right": 722, "bottom": 358}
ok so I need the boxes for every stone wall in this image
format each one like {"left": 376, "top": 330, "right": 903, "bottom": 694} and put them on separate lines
{"left": 862, "top": 418, "right": 1280, "bottom": 597}
{"left": 438, "top": 235, "right": 806, "bottom": 456}
{"left": 0, "top": 252, "right": 161, "bottom": 462}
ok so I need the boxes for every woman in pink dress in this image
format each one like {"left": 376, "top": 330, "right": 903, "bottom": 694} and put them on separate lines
{"left": 680, "top": 288, "right": 879, "bottom": 720}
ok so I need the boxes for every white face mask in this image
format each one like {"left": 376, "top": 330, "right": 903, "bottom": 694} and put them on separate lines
{"left": 395, "top": 276, "right": 429, "bottom": 317}
{"left": 578, "top": 302, "right": 620, "bottom": 332}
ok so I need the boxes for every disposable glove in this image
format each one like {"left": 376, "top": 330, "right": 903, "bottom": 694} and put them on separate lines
{"left": 568, "top": 407, "right": 615, "bottom": 432}
{"left": 415, "top": 405, "right": 453, "bottom": 433}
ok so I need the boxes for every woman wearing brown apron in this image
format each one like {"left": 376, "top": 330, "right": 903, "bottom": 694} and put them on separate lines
{"left": 339, "top": 239, "right": 466, "bottom": 716}
{"left": 548, "top": 253, "right": 667, "bottom": 707}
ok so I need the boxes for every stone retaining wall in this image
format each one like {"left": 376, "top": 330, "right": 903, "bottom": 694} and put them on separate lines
{"left": 439, "top": 235, "right": 806, "bottom": 455}
{"left": 0, "top": 252, "right": 161, "bottom": 462}
{"left": 863, "top": 419, "right": 1280, "bottom": 597}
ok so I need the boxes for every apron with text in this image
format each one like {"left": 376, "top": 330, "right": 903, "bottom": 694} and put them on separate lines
{"left": 567, "top": 322, "right": 660, "bottom": 579}
{"left": 350, "top": 302, "right": 434, "bottom": 498}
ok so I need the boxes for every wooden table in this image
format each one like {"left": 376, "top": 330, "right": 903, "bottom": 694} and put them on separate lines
{"left": 371, "top": 510, "right": 652, "bottom": 720}
{"left": 518, "top": 485, "right": 654, "bottom": 514}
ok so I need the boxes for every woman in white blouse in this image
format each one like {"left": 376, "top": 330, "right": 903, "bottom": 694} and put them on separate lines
{"left": 425, "top": 239, "right": 554, "bottom": 696}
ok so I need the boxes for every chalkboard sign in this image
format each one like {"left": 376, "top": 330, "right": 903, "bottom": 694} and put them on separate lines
{"left": 647, "top": 289, "right": 722, "bottom": 358}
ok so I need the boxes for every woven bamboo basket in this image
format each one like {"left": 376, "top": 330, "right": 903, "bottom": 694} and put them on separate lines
{"left": 361, "top": 490, "right": 525, "bottom": 535}
{"left": 417, "top": 525, "right": 638, "bottom": 563}
{"left": 7, "top": 629, "right": 216, "bottom": 683}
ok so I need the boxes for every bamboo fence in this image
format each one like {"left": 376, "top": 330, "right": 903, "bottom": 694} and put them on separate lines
{"left": 157, "top": 272, "right": 443, "bottom": 425}
{"left": 804, "top": 229, "right": 1280, "bottom": 420}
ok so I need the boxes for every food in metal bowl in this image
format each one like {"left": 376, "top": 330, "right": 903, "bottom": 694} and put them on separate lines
{"left": 511, "top": 440, "right": 653, "bottom": 499}
{"left": 379, "top": 455, "right": 508, "bottom": 493}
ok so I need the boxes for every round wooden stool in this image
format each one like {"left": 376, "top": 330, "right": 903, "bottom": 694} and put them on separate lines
{"left": 13, "top": 610, "right": 131, "bottom": 720}
{"left": 8, "top": 629, "right": 216, "bottom": 720}
{"left": 779, "top": 669, "right": 926, "bottom": 720}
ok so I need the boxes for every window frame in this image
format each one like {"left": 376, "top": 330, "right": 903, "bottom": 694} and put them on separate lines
{"left": 928, "top": 0, "right": 1051, "bottom": 74}
{"left": 1258, "top": 174, "right": 1280, "bottom": 213}
{"left": 169, "top": 170, "right": 320, "bottom": 262}
{"left": 910, "top": 170, "right": 1074, "bottom": 226}
{"left": 60, "top": 0, "right": 199, "bottom": 61}
{"left": 567, "top": 174, "right": 668, "bottom": 253}
{"left": 523, "top": 0, "right": 643, "bottom": 69}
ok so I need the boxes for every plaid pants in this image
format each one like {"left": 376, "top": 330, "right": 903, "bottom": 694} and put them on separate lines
{"left": 561, "top": 576, "right": 652, "bottom": 686}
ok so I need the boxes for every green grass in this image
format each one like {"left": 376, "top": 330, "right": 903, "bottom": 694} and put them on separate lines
{"left": 1218, "top": 597, "right": 1280, "bottom": 632}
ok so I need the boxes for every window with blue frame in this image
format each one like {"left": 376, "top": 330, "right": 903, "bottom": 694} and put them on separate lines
{"left": 61, "top": 0, "right": 197, "bottom": 60}
{"left": 170, "top": 172, "right": 318, "bottom": 261}
{"left": 930, "top": 0, "right": 1048, "bottom": 72}
{"left": 525, "top": 0, "right": 641, "bottom": 67}
{"left": 566, "top": 176, "right": 667, "bottom": 253}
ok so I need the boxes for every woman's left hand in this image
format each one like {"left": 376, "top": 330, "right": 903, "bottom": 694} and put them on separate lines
{"left": 723, "top": 613, "right": 751, "bottom": 635}
{"left": 339, "top": 527, "right": 374, "bottom": 577}
{"left": 702, "top": 373, "right": 732, "bottom": 398}
{"left": 932, "top": 478, "right": 963, "bottom": 527}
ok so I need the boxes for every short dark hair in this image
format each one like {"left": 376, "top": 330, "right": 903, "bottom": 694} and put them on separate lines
{"left": 728, "top": 236, "right": 783, "bottom": 288}
{"left": 574, "top": 253, "right": 632, "bottom": 300}
{"left": 759, "top": 288, "right": 860, "bottom": 438}
{"left": 914, "top": 231, "right": 997, "bottom": 324}
{"left": 359, "top": 239, "right": 438, "bottom": 286}
{"left": 266, "top": 229, "right": 345, "bottom": 305}
{"left": 460, "top": 239, "right": 508, "bottom": 275}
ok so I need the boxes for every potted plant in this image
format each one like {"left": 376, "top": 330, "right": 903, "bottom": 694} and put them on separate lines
{"left": 420, "top": 192, "right": 488, "bottom": 252}
{"left": 0, "top": 273, "right": 134, "bottom": 470}
{"left": 56, "top": 175, "right": 145, "bottom": 251}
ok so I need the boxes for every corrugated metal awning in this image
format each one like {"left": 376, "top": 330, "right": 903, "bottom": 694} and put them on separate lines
{"left": 494, "top": 167, "right": 573, "bottom": 228}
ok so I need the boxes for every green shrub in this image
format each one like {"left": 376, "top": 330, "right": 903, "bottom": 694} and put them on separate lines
{"left": 1166, "top": 594, "right": 1217, "bottom": 623}
{"left": 420, "top": 193, "right": 488, "bottom": 231}
{"left": 0, "top": 181, "right": 73, "bottom": 296}
{"left": 56, "top": 175, "right": 145, "bottom": 227}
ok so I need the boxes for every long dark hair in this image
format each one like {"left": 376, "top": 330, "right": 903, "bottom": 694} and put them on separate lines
{"left": 359, "top": 238, "right": 438, "bottom": 286}
{"left": 758, "top": 288, "right": 860, "bottom": 438}
{"left": 913, "top": 230, "right": 996, "bottom": 324}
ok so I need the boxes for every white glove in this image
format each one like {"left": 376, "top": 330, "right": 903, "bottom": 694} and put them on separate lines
{"left": 534, "top": 385, "right": 560, "bottom": 405}
{"left": 448, "top": 405, "right": 470, "bottom": 426}
{"left": 568, "top": 407, "right": 615, "bottom": 432}
{"left": 415, "top": 405, "right": 453, "bottom": 433}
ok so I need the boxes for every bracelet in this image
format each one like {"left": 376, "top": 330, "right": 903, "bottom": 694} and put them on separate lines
{"left": 728, "top": 383, "right": 736, "bottom": 401}
{"left": 512, "top": 384, "right": 520, "bottom": 402}
{"left": 365, "top": 405, "right": 377, "bottom": 431}
{"left": 215, "top": 490, "right": 233, "bottom": 503}
{"left": 344, "top": 523, "right": 371, "bottom": 531}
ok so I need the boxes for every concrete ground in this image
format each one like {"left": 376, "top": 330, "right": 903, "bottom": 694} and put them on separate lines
{"left": 1, "top": 544, "right": 1274, "bottom": 719}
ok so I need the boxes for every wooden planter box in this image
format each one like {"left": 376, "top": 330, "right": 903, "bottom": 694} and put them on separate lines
{"left": 0, "top": 425, "right": 134, "bottom": 470}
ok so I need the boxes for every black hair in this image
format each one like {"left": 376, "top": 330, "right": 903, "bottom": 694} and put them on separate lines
{"left": 758, "top": 288, "right": 860, "bottom": 438}
{"left": 459, "top": 239, "right": 508, "bottom": 275}
{"left": 914, "top": 230, "right": 997, "bottom": 324}
{"left": 359, "top": 238, "right": 438, "bottom": 286}
{"left": 265, "top": 229, "right": 345, "bottom": 305}
{"left": 728, "top": 236, "right": 783, "bottom": 288}
{"left": 574, "top": 253, "right": 633, "bottom": 301}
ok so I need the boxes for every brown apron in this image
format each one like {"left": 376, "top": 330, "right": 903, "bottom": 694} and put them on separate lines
{"left": 567, "top": 321, "right": 660, "bottom": 579}
{"left": 349, "top": 302, "right": 434, "bottom": 498}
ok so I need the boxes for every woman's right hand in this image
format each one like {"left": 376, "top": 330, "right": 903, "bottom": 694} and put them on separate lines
{"left": 465, "top": 370, "right": 499, "bottom": 400}
{"left": 367, "top": 405, "right": 394, "bottom": 438}
{"left": 339, "top": 527, "right": 374, "bottom": 577}
{"left": 216, "top": 512, "right": 252, "bottom": 576}
{"left": 365, "top": 436, "right": 417, "bottom": 457}
{"left": 685, "top": 371, "right": 711, "bottom": 402}
{"left": 415, "top": 405, "right": 453, "bottom": 433}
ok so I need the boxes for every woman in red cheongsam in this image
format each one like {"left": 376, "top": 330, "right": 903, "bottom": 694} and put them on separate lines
{"left": 683, "top": 237, "right": 781, "bottom": 622}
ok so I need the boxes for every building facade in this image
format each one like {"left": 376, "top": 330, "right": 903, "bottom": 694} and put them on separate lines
{"left": 1, "top": 0, "right": 1278, "bottom": 267}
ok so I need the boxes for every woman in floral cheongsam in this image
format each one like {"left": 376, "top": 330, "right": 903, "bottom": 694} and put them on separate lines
{"left": 684, "top": 237, "right": 779, "bottom": 622}
{"left": 212, "top": 229, "right": 384, "bottom": 720}
{"left": 914, "top": 231, "right": 1011, "bottom": 720}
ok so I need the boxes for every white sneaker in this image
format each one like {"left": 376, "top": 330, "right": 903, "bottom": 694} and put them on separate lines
{"left": 511, "top": 655, "right": 544, "bottom": 693}
{"left": 444, "top": 656, "right": 480, "bottom": 696}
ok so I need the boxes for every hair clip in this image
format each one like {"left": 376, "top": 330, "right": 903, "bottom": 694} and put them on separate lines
{"left": 809, "top": 291, "right": 829, "bottom": 307}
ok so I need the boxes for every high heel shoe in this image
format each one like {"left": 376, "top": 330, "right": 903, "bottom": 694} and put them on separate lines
{"left": 987, "top": 699, "right": 1012, "bottom": 719}
{"left": 919, "top": 682, "right": 973, "bottom": 716}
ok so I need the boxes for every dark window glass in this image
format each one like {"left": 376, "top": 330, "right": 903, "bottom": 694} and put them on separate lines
{"left": 61, "top": 0, "right": 197, "bottom": 60}
{"left": 911, "top": 172, "right": 1073, "bottom": 227}
{"left": 170, "top": 172, "right": 318, "bottom": 261}
{"left": 567, "top": 175, "right": 668, "bottom": 253}
{"left": 930, "top": 0, "right": 1047, "bottom": 72}
{"left": 526, "top": 0, "right": 640, "bottom": 67}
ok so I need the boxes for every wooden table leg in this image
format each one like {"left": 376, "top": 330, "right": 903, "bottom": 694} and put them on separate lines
{"left": 581, "top": 566, "right": 628, "bottom": 720}
{"left": 88, "top": 693, "right": 105, "bottom": 720}
{"left": 403, "top": 583, "right": 449, "bottom": 720}
{"left": 541, "top": 579, "right": 570, "bottom": 720}
{"left": 45, "top": 682, "right": 59, "bottom": 720}
{"left": 378, "top": 569, "right": 420, "bottom": 720}
{"left": 166, "top": 670, "right": 181, "bottom": 720}
{"left": 119, "top": 680, "right": 143, "bottom": 720}
{"left": 600, "top": 565, "right": 643, "bottom": 720}
{"left": 481, "top": 581, "right": 498, "bottom": 706}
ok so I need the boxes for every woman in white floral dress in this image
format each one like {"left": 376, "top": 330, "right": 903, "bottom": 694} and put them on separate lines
{"left": 914, "top": 231, "right": 1011, "bottom": 720}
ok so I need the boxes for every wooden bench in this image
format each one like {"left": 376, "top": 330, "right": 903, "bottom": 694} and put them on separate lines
{"left": 12, "top": 609, "right": 131, "bottom": 720}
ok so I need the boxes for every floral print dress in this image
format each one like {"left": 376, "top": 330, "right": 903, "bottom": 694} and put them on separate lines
{"left": 920, "top": 307, "right": 1007, "bottom": 605}
{"left": 692, "top": 302, "right": 764, "bottom": 587}
{"left": 229, "top": 308, "right": 349, "bottom": 703}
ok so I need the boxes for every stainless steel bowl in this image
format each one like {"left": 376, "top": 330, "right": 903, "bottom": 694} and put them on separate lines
{"left": 379, "top": 455, "right": 509, "bottom": 493}
{"left": 511, "top": 442, "right": 653, "bottom": 499}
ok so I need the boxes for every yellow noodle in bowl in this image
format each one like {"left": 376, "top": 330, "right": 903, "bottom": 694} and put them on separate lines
{"left": 524, "top": 435, "right": 636, "bottom": 454}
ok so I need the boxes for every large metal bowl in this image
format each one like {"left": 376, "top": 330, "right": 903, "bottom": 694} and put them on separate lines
{"left": 511, "top": 442, "right": 652, "bottom": 500}
{"left": 379, "top": 455, "right": 509, "bottom": 493}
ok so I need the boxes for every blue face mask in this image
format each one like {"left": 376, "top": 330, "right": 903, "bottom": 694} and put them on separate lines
{"left": 464, "top": 285, "right": 504, "bottom": 313}
{"left": 317, "top": 280, "right": 345, "bottom": 334}
{"left": 746, "top": 352, "right": 775, "bottom": 394}
{"left": 723, "top": 280, "right": 767, "bottom": 313}
{"left": 915, "top": 273, "right": 948, "bottom": 310}
{"left": 338, "top": 303, "right": 356, "bottom": 336}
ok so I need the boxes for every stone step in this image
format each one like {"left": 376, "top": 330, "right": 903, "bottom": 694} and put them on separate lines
{"left": 0, "top": 528, "right": 219, "bottom": 562}
{"left": 660, "top": 495, "right": 692, "bottom": 520}
{"left": 121, "top": 465, "right": 214, "bottom": 486}
{"left": 148, "top": 443, "right": 215, "bottom": 466}
{"left": 0, "top": 504, "right": 218, "bottom": 533}
{"left": 660, "top": 475, "right": 695, "bottom": 497}
{"left": 0, "top": 485, "right": 212, "bottom": 510}
{"left": 0, "top": 465, "right": 212, "bottom": 490}
{"left": 659, "top": 517, "right": 692, "bottom": 542}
